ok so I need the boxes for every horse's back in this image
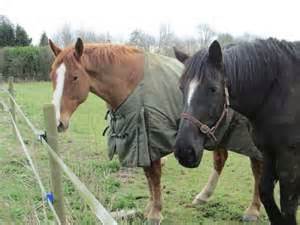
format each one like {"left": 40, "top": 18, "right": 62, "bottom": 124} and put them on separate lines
{"left": 143, "top": 52, "right": 184, "bottom": 118}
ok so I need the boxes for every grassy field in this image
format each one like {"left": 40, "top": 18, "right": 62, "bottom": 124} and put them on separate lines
{"left": 0, "top": 82, "right": 280, "bottom": 225}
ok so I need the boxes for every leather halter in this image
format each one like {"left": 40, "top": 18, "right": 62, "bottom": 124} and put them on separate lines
{"left": 181, "top": 85, "right": 230, "bottom": 142}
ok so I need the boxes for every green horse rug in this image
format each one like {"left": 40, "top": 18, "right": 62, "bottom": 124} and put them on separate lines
{"left": 106, "top": 52, "right": 262, "bottom": 167}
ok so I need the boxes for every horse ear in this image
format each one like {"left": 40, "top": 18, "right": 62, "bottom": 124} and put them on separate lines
{"left": 49, "top": 39, "right": 61, "bottom": 56}
{"left": 173, "top": 47, "right": 189, "bottom": 63}
{"left": 208, "top": 40, "right": 222, "bottom": 66}
{"left": 74, "top": 37, "right": 84, "bottom": 59}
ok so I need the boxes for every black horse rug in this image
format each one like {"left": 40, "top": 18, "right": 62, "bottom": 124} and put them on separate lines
{"left": 106, "top": 52, "right": 262, "bottom": 167}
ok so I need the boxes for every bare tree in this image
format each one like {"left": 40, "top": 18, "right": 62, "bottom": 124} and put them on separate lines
{"left": 105, "top": 32, "right": 112, "bottom": 43}
{"left": 187, "top": 38, "right": 200, "bottom": 54}
{"left": 197, "top": 24, "right": 216, "bottom": 48}
{"left": 52, "top": 24, "right": 114, "bottom": 47}
{"left": 52, "top": 24, "right": 75, "bottom": 47}
{"left": 217, "top": 33, "right": 235, "bottom": 46}
{"left": 75, "top": 29, "right": 107, "bottom": 43}
{"left": 128, "top": 29, "right": 155, "bottom": 51}
{"left": 157, "top": 24, "right": 181, "bottom": 56}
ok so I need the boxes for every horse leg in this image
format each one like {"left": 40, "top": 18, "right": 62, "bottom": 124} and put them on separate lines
{"left": 160, "top": 156, "right": 167, "bottom": 167}
{"left": 192, "top": 149, "right": 228, "bottom": 205}
{"left": 143, "top": 159, "right": 162, "bottom": 224}
{"left": 144, "top": 166, "right": 154, "bottom": 217}
{"left": 279, "top": 180, "right": 298, "bottom": 225}
{"left": 243, "top": 158, "right": 262, "bottom": 222}
{"left": 277, "top": 149, "right": 299, "bottom": 225}
{"left": 143, "top": 157, "right": 165, "bottom": 217}
{"left": 259, "top": 153, "right": 282, "bottom": 225}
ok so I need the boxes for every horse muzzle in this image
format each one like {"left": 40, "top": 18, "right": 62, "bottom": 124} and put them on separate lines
{"left": 57, "top": 120, "right": 69, "bottom": 133}
{"left": 174, "top": 138, "right": 204, "bottom": 168}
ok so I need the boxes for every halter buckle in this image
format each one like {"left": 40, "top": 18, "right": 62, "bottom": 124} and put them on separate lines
{"left": 200, "top": 124, "right": 211, "bottom": 134}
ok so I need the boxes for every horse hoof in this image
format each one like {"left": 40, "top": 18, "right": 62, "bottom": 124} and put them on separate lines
{"left": 160, "top": 157, "right": 167, "bottom": 167}
{"left": 148, "top": 218, "right": 161, "bottom": 225}
{"left": 242, "top": 214, "right": 259, "bottom": 222}
{"left": 192, "top": 197, "right": 208, "bottom": 205}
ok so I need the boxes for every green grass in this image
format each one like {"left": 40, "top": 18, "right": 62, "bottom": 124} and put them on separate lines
{"left": 0, "top": 81, "right": 285, "bottom": 225}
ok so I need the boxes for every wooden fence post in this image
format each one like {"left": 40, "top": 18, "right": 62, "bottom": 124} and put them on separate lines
{"left": 8, "top": 76, "right": 16, "bottom": 133}
{"left": 0, "top": 73, "right": 3, "bottom": 111}
{"left": 43, "top": 104, "right": 66, "bottom": 225}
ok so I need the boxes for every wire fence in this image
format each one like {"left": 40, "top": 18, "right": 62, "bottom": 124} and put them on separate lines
{"left": 6, "top": 101, "right": 62, "bottom": 225}
{"left": 0, "top": 78, "right": 118, "bottom": 225}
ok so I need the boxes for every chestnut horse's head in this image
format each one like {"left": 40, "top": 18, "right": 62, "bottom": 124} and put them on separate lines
{"left": 49, "top": 38, "right": 90, "bottom": 132}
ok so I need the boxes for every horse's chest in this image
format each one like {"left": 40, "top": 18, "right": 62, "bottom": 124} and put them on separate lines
{"left": 251, "top": 120, "right": 300, "bottom": 153}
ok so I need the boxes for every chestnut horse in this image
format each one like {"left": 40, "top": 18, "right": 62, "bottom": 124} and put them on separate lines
{"left": 49, "top": 38, "right": 262, "bottom": 224}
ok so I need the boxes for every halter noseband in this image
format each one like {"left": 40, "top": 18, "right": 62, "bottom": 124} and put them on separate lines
{"left": 181, "top": 85, "right": 230, "bottom": 142}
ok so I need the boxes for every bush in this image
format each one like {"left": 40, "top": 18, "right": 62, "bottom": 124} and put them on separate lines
{"left": 0, "top": 48, "right": 4, "bottom": 75}
{"left": 0, "top": 46, "right": 53, "bottom": 81}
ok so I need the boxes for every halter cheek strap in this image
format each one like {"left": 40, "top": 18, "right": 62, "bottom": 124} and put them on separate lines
{"left": 181, "top": 86, "right": 230, "bottom": 142}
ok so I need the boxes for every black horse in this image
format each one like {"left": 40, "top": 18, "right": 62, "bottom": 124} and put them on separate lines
{"left": 173, "top": 38, "right": 300, "bottom": 225}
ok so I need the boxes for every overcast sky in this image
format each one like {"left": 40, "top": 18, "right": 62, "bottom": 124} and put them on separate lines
{"left": 1, "top": 0, "right": 300, "bottom": 44}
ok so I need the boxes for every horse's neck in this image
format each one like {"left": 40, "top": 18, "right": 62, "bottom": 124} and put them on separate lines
{"left": 224, "top": 55, "right": 275, "bottom": 120}
{"left": 223, "top": 39, "right": 300, "bottom": 121}
{"left": 86, "top": 53, "right": 144, "bottom": 109}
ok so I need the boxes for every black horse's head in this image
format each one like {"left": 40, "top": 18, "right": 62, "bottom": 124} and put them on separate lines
{"left": 174, "top": 41, "right": 228, "bottom": 168}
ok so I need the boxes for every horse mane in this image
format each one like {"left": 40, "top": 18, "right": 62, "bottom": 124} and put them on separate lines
{"left": 223, "top": 38, "right": 299, "bottom": 92}
{"left": 52, "top": 43, "right": 142, "bottom": 70}
{"left": 181, "top": 38, "right": 300, "bottom": 93}
{"left": 82, "top": 44, "right": 142, "bottom": 65}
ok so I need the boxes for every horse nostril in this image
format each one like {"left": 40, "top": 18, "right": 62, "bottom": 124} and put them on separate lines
{"left": 175, "top": 146, "right": 194, "bottom": 161}
{"left": 57, "top": 121, "right": 64, "bottom": 132}
{"left": 185, "top": 147, "right": 196, "bottom": 162}
{"left": 186, "top": 147, "right": 194, "bottom": 155}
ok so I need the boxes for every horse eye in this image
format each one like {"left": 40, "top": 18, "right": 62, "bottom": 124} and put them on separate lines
{"left": 209, "top": 86, "right": 217, "bottom": 93}
{"left": 179, "top": 85, "right": 184, "bottom": 92}
{"left": 72, "top": 76, "right": 78, "bottom": 81}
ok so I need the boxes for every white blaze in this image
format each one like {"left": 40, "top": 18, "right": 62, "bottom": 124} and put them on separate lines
{"left": 187, "top": 79, "right": 198, "bottom": 106}
{"left": 52, "top": 63, "right": 66, "bottom": 126}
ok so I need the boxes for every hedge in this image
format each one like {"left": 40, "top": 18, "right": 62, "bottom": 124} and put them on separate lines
{"left": 0, "top": 46, "right": 54, "bottom": 81}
